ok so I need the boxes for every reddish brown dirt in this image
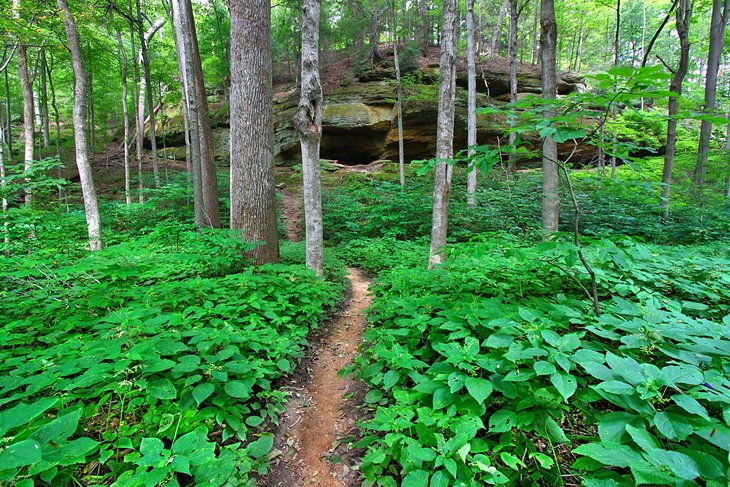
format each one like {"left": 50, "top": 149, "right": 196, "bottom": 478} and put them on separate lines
{"left": 279, "top": 188, "right": 302, "bottom": 242}
{"left": 262, "top": 268, "right": 372, "bottom": 487}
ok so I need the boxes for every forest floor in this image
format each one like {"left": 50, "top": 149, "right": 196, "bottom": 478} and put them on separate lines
{"left": 262, "top": 268, "right": 372, "bottom": 487}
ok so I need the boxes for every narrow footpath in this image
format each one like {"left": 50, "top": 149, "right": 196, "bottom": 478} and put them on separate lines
{"left": 263, "top": 268, "right": 372, "bottom": 487}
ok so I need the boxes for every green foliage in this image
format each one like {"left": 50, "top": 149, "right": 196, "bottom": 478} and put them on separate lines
{"left": 0, "top": 227, "right": 343, "bottom": 485}
{"left": 351, "top": 237, "right": 730, "bottom": 486}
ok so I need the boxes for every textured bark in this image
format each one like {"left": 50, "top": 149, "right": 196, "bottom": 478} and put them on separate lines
{"left": 507, "top": 0, "right": 518, "bottom": 174}
{"left": 0, "top": 105, "right": 7, "bottom": 254}
{"left": 428, "top": 0, "right": 457, "bottom": 269}
{"left": 39, "top": 49, "right": 50, "bottom": 152}
{"left": 4, "top": 69, "right": 12, "bottom": 161}
{"left": 490, "top": 0, "right": 509, "bottom": 56}
{"left": 174, "top": 0, "right": 221, "bottom": 227}
{"left": 117, "top": 30, "right": 132, "bottom": 205}
{"left": 369, "top": 0, "right": 383, "bottom": 62}
{"left": 295, "top": 0, "right": 324, "bottom": 276}
{"left": 172, "top": 0, "right": 204, "bottom": 227}
{"left": 693, "top": 0, "right": 728, "bottom": 190}
{"left": 614, "top": 0, "right": 621, "bottom": 65}
{"left": 391, "top": 0, "right": 405, "bottom": 187}
{"left": 531, "top": 0, "right": 538, "bottom": 64}
{"left": 540, "top": 0, "right": 559, "bottom": 233}
{"left": 57, "top": 0, "right": 103, "bottom": 250}
{"left": 661, "top": 0, "right": 691, "bottom": 219}
{"left": 229, "top": 0, "right": 280, "bottom": 265}
{"left": 17, "top": 44, "right": 34, "bottom": 205}
{"left": 466, "top": 0, "right": 477, "bottom": 204}
{"left": 420, "top": 0, "right": 430, "bottom": 56}
{"left": 726, "top": 78, "right": 730, "bottom": 198}
{"left": 136, "top": 11, "right": 165, "bottom": 189}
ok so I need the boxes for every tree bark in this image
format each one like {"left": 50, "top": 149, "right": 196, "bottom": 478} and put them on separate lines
{"left": 531, "top": 0, "right": 539, "bottom": 64}
{"left": 369, "top": 0, "right": 383, "bottom": 62}
{"left": 17, "top": 41, "right": 35, "bottom": 205}
{"left": 466, "top": 0, "right": 478, "bottom": 204}
{"left": 692, "top": 0, "right": 729, "bottom": 190}
{"left": 391, "top": 0, "right": 405, "bottom": 187}
{"left": 490, "top": 0, "right": 509, "bottom": 56}
{"left": 136, "top": 9, "right": 165, "bottom": 189}
{"left": 39, "top": 49, "right": 50, "bottom": 153}
{"left": 117, "top": 30, "right": 132, "bottom": 205}
{"left": 428, "top": 0, "right": 457, "bottom": 269}
{"left": 420, "top": 0, "right": 429, "bottom": 56}
{"left": 726, "top": 77, "right": 730, "bottom": 198}
{"left": 57, "top": 0, "right": 103, "bottom": 250}
{"left": 540, "top": 0, "right": 559, "bottom": 233}
{"left": 661, "top": 0, "right": 691, "bottom": 220}
{"left": 229, "top": 0, "right": 280, "bottom": 265}
{"left": 614, "top": 0, "right": 621, "bottom": 65}
{"left": 507, "top": 0, "right": 519, "bottom": 174}
{"left": 295, "top": 0, "right": 324, "bottom": 276}
{"left": 174, "top": 0, "right": 221, "bottom": 227}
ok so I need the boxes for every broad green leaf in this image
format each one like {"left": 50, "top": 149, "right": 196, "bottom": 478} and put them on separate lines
{"left": 0, "top": 398, "right": 57, "bottom": 437}
{"left": 383, "top": 370, "right": 400, "bottom": 390}
{"left": 573, "top": 442, "right": 643, "bottom": 467}
{"left": 148, "top": 379, "right": 177, "bottom": 400}
{"left": 500, "top": 452, "right": 525, "bottom": 470}
{"left": 402, "top": 469, "right": 429, "bottom": 487}
{"left": 645, "top": 448, "right": 699, "bottom": 480}
{"left": 488, "top": 410, "right": 516, "bottom": 433}
{"left": 625, "top": 424, "right": 660, "bottom": 452}
{"left": 550, "top": 371, "right": 577, "bottom": 401}
{"left": 671, "top": 394, "right": 710, "bottom": 420}
{"left": 0, "top": 439, "right": 42, "bottom": 468}
{"left": 464, "top": 377, "right": 493, "bottom": 404}
{"left": 596, "top": 380, "right": 635, "bottom": 395}
{"left": 247, "top": 434, "right": 273, "bottom": 458}
{"left": 192, "top": 383, "right": 215, "bottom": 405}
{"left": 545, "top": 417, "right": 569, "bottom": 443}
{"left": 534, "top": 361, "right": 556, "bottom": 376}
{"left": 653, "top": 412, "right": 693, "bottom": 441}
{"left": 224, "top": 380, "right": 253, "bottom": 399}
{"left": 429, "top": 470, "right": 449, "bottom": 487}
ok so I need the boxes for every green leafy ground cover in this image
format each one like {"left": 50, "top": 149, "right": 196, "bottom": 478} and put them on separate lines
{"left": 344, "top": 237, "right": 730, "bottom": 486}
{"left": 0, "top": 201, "right": 344, "bottom": 486}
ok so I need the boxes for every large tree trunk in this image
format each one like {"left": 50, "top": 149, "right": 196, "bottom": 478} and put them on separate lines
{"left": 136, "top": 9, "right": 165, "bottom": 189}
{"left": 507, "top": 0, "right": 519, "bottom": 174}
{"left": 661, "top": 0, "right": 691, "bottom": 220}
{"left": 174, "top": 0, "right": 221, "bottom": 228}
{"left": 693, "top": 0, "right": 729, "bottom": 190}
{"left": 57, "top": 0, "right": 103, "bottom": 250}
{"left": 428, "top": 0, "right": 457, "bottom": 269}
{"left": 466, "top": 0, "right": 478, "bottom": 204}
{"left": 540, "top": 0, "right": 559, "bottom": 233}
{"left": 295, "top": 0, "right": 324, "bottom": 276}
{"left": 229, "top": 0, "right": 280, "bottom": 265}
{"left": 392, "top": 0, "right": 405, "bottom": 187}
{"left": 117, "top": 30, "right": 132, "bottom": 205}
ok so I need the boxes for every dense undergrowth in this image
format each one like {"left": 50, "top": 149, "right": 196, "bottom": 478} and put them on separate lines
{"left": 0, "top": 193, "right": 344, "bottom": 486}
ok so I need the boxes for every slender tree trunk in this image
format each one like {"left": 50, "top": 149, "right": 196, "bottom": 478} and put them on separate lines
{"left": 229, "top": 0, "right": 280, "bottom": 265}
{"left": 726, "top": 77, "right": 730, "bottom": 198}
{"left": 391, "top": 0, "right": 405, "bottom": 187}
{"left": 136, "top": 8, "right": 165, "bottom": 189}
{"left": 614, "top": 0, "right": 621, "bottom": 65}
{"left": 117, "top": 31, "right": 132, "bottom": 205}
{"left": 507, "top": 0, "right": 519, "bottom": 174}
{"left": 39, "top": 49, "right": 50, "bottom": 153}
{"left": 57, "top": 0, "right": 103, "bottom": 250}
{"left": 575, "top": 22, "right": 584, "bottom": 71}
{"left": 420, "top": 0, "right": 430, "bottom": 56}
{"left": 173, "top": 0, "right": 221, "bottom": 227}
{"left": 369, "top": 0, "right": 383, "bottom": 62}
{"left": 428, "top": 0, "right": 457, "bottom": 269}
{"left": 0, "top": 107, "right": 7, "bottom": 254}
{"left": 661, "top": 0, "right": 691, "bottom": 220}
{"left": 3, "top": 68, "right": 11, "bottom": 162}
{"left": 17, "top": 43, "right": 35, "bottom": 205}
{"left": 693, "top": 0, "right": 729, "bottom": 191}
{"left": 295, "top": 0, "right": 324, "bottom": 276}
{"left": 466, "top": 0, "right": 478, "bottom": 204}
{"left": 541, "top": 0, "right": 559, "bottom": 233}
{"left": 47, "top": 53, "right": 62, "bottom": 202}
{"left": 129, "top": 11, "right": 144, "bottom": 202}
{"left": 490, "top": 0, "right": 509, "bottom": 56}
{"left": 88, "top": 48, "right": 95, "bottom": 151}
{"left": 531, "top": 0, "right": 539, "bottom": 64}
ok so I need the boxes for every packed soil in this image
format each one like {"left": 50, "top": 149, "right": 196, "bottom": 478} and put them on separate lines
{"left": 262, "top": 268, "right": 372, "bottom": 487}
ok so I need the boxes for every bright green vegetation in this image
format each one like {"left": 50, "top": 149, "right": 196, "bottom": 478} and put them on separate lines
{"left": 0, "top": 193, "right": 344, "bottom": 486}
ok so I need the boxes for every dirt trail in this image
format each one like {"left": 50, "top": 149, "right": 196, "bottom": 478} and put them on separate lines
{"left": 263, "top": 268, "right": 372, "bottom": 487}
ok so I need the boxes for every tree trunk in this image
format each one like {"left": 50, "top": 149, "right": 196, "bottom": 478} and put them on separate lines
{"left": 428, "top": 0, "right": 457, "bottom": 269}
{"left": 392, "top": 0, "right": 405, "bottom": 187}
{"left": 507, "top": 0, "right": 519, "bottom": 174}
{"left": 295, "top": 0, "right": 324, "bottom": 276}
{"left": 420, "top": 0, "right": 430, "bottom": 56}
{"left": 229, "top": 0, "right": 280, "bottom": 265}
{"left": 129, "top": 11, "right": 143, "bottom": 202}
{"left": 726, "top": 77, "right": 730, "bottom": 198}
{"left": 39, "top": 49, "right": 50, "bottom": 153}
{"left": 3, "top": 69, "right": 11, "bottom": 162}
{"left": 0, "top": 104, "right": 7, "bottom": 254}
{"left": 57, "top": 0, "right": 103, "bottom": 250}
{"left": 136, "top": 8, "right": 165, "bottom": 189}
{"left": 466, "top": 0, "right": 478, "bottom": 204}
{"left": 174, "top": 0, "right": 221, "bottom": 227}
{"left": 17, "top": 43, "right": 35, "bottom": 205}
{"left": 531, "top": 0, "right": 539, "bottom": 64}
{"left": 614, "top": 0, "right": 621, "bottom": 65}
{"left": 661, "top": 0, "right": 691, "bottom": 220}
{"left": 369, "top": 0, "right": 383, "bottom": 62}
{"left": 490, "top": 0, "right": 509, "bottom": 56}
{"left": 540, "top": 0, "right": 559, "bottom": 233}
{"left": 117, "top": 30, "right": 132, "bottom": 205}
{"left": 46, "top": 53, "right": 63, "bottom": 202}
{"left": 693, "top": 0, "right": 728, "bottom": 191}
